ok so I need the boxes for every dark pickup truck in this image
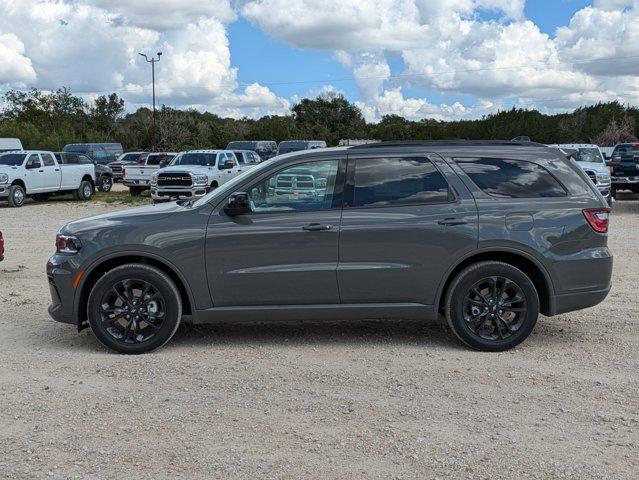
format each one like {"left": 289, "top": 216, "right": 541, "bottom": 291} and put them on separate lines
{"left": 609, "top": 143, "right": 639, "bottom": 194}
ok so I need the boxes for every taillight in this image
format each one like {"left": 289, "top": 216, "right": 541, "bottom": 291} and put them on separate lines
{"left": 583, "top": 208, "right": 610, "bottom": 234}
{"left": 122, "top": 167, "right": 126, "bottom": 177}
{"left": 56, "top": 234, "right": 82, "bottom": 254}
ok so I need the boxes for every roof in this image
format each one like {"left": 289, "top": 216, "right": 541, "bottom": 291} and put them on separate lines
{"left": 348, "top": 140, "right": 549, "bottom": 150}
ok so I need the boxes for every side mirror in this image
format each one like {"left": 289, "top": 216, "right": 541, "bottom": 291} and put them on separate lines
{"left": 224, "top": 192, "right": 252, "bottom": 216}
{"left": 220, "top": 159, "right": 235, "bottom": 170}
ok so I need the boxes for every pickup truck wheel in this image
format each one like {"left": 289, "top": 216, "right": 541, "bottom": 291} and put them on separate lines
{"left": 8, "top": 185, "right": 26, "bottom": 207}
{"left": 32, "top": 193, "right": 51, "bottom": 202}
{"left": 129, "top": 187, "right": 142, "bottom": 196}
{"left": 87, "top": 264, "right": 182, "bottom": 354}
{"left": 75, "top": 181, "right": 94, "bottom": 201}
{"left": 445, "top": 261, "right": 539, "bottom": 352}
{"left": 98, "top": 175, "right": 113, "bottom": 192}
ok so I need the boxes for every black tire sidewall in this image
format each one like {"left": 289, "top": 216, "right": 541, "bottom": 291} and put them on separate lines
{"left": 99, "top": 175, "right": 113, "bottom": 192}
{"left": 446, "top": 262, "right": 539, "bottom": 351}
{"left": 9, "top": 185, "right": 25, "bottom": 207}
{"left": 87, "top": 264, "right": 182, "bottom": 354}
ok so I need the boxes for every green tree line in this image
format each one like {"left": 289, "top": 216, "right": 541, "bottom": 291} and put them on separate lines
{"left": 1, "top": 88, "right": 638, "bottom": 151}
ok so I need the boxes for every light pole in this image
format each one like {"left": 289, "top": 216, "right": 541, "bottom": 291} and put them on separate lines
{"left": 139, "top": 51, "right": 162, "bottom": 151}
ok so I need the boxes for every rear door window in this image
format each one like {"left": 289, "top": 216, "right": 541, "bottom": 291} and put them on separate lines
{"left": 351, "top": 156, "right": 450, "bottom": 207}
{"left": 456, "top": 158, "right": 566, "bottom": 198}
{"left": 41, "top": 153, "right": 56, "bottom": 166}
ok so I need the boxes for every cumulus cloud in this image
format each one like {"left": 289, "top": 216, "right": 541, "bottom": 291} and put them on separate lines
{"left": 0, "top": 0, "right": 289, "bottom": 118}
{"left": 243, "top": 0, "right": 639, "bottom": 120}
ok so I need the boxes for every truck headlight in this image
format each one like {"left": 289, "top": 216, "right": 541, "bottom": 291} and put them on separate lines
{"left": 193, "top": 174, "right": 209, "bottom": 185}
{"left": 150, "top": 174, "right": 158, "bottom": 186}
{"left": 596, "top": 173, "right": 611, "bottom": 184}
{"left": 0, "top": 173, "right": 8, "bottom": 184}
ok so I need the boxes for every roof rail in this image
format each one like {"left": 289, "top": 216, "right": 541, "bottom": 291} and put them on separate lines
{"left": 348, "top": 140, "right": 547, "bottom": 149}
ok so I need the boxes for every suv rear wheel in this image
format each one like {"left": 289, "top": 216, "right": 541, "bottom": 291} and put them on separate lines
{"left": 445, "top": 261, "right": 539, "bottom": 351}
{"left": 87, "top": 264, "right": 182, "bottom": 354}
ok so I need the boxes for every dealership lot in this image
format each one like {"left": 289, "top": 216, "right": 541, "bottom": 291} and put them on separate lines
{"left": 0, "top": 195, "right": 637, "bottom": 478}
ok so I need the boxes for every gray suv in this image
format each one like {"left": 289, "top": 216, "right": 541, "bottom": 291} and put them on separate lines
{"left": 47, "top": 141, "right": 613, "bottom": 354}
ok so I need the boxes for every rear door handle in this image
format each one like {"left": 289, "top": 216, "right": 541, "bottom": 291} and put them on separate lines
{"left": 303, "top": 223, "right": 333, "bottom": 232}
{"left": 438, "top": 218, "right": 468, "bottom": 226}
{"left": 54, "top": 168, "right": 60, "bottom": 171}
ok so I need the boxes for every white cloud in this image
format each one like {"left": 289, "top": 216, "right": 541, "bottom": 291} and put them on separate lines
{"left": 0, "top": 34, "right": 36, "bottom": 84}
{"left": 0, "top": 0, "right": 288, "bottom": 118}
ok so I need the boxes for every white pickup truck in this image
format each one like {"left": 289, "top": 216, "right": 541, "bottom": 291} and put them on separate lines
{"left": 122, "top": 152, "right": 177, "bottom": 196}
{"left": 0, "top": 150, "right": 96, "bottom": 207}
{"left": 150, "top": 150, "right": 242, "bottom": 203}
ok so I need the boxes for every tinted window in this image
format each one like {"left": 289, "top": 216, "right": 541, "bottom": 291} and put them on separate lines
{"left": 171, "top": 153, "right": 216, "bottom": 167}
{"left": 41, "top": 153, "right": 55, "bottom": 166}
{"left": 248, "top": 160, "right": 339, "bottom": 213}
{"left": 63, "top": 145, "right": 88, "bottom": 153}
{"left": 78, "top": 155, "right": 93, "bottom": 164}
{"left": 26, "top": 155, "right": 41, "bottom": 168}
{"left": 61, "top": 153, "right": 78, "bottom": 164}
{"left": 0, "top": 153, "right": 27, "bottom": 166}
{"left": 352, "top": 157, "right": 450, "bottom": 207}
{"left": 233, "top": 151, "right": 245, "bottom": 163}
{"left": 457, "top": 158, "right": 566, "bottom": 198}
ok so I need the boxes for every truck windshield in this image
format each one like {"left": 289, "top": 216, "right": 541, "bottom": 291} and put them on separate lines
{"left": 574, "top": 148, "right": 604, "bottom": 164}
{"left": 0, "top": 153, "right": 26, "bottom": 166}
{"left": 170, "top": 153, "right": 216, "bottom": 167}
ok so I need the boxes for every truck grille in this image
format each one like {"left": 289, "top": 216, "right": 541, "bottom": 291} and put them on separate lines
{"left": 584, "top": 170, "right": 597, "bottom": 184}
{"left": 158, "top": 172, "right": 192, "bottom": 187}
{"left": 276, "top": 174, "right": 315, "bottom": 190}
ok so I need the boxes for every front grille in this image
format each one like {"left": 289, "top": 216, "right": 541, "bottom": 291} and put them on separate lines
{"left": 585, "top": 170, "right": 597, "bottom": 184}
{"left": 276, "top": 174, "right": 315, "bottom": 190}
{"left": 111, "top": 165, "right": 122, "bottom": 173}
{"left": 158, "top": 172, "right": 192, "bottom": 187}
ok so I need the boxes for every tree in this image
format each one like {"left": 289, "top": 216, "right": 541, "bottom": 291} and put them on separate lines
{"left": 89, "top": 93, "right": 125, "bottom": 138}
{"left": 593, "top": 116, "right": 637, "bottom": 146}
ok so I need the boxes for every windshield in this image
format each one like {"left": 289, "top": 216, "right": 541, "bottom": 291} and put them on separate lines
{"left": 0, "top": 153, "right": 27, "bottom": 166}
{"left": 573, "top": 148, "right": 604, "bottom": 164}
{"left": 192, "top": 160, "right": 274, "bottom": 208}
{"left": 117, "top": 153, "right": 143, "bottom": 163}
{"left": 227, "top": 141, "right": 256, "bottom": 150}
{"left": 147, "top": 154, "right": 174, "bottom": 165}
{"left": 63, "top": 145, "right": 87, "bottom": 153}
{"left": 613, "top": 144, "right": 639, "bottom": 156}
{"left": 170, "top": 152, "right": 216, "bottom": 167}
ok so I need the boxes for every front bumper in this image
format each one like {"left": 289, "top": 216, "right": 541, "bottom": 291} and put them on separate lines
{"left": 123, "top": 179, "right": 150, "bottom": 188}
{"left": 46, "top": 256, "right": 79, "bottom": 325}
{"left": 151, "top": 185, "right": 208, "bottom": 201}
{"left": 0, "top": 184, "right": 10, "bottom": 199}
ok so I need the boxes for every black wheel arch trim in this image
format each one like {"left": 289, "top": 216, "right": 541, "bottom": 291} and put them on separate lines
{"left": 435, "top": 245, "right": 556, "bottom": 317}
{"left": 73, "top": 249, "right": 198, "bottom": 328}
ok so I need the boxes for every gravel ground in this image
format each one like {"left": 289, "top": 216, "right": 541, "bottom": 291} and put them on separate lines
{"left": 0, "top": 192, "right": 637, "bottom": 479}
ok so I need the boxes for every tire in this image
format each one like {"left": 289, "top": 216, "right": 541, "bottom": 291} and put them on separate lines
{"left": 87, "top": 264, "right": 182, "bottom": 354}
{"left": 32, "top": 193, "right": 51, "bottom": 202}
{"left": 129, "top": 187, "right": 142, "bottom": 196}
{"left": 75, "top": 180, "right": 94, "bottom": 201}
{"left": 444, "top": 261, "right": 539, "bottom": 352}
{"left": 208, "top": 181, "right": 219, "bottom": 193}
{"left": 7, "top": 184, "right": 26, "bottom": 207}
{"left": 98, "top": 175, "right": 113, "bottom": 192}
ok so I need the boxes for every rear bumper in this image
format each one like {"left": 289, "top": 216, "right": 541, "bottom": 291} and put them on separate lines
{"left": 611, "top": 176, "right": 639, "bottom": 185}
{"left": 550, "top": 284, "right": 611, "bottom": 316}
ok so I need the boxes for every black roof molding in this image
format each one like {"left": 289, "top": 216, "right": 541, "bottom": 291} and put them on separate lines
{"left": 348, "top": 140, "right": 548, "bottom": 149}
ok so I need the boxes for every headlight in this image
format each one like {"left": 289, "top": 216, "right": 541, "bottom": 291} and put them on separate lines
{"left": 150, "top": 174, "right": 158, "bottom": 186}
{"left": 596, "top": 173, "right": 611, "bottom": 184}
{"left": 55, "top": 234, "right": 82, "bottom": 255}
{"left": 0, "top": 173, "right": 8, "bottom": 184}
{"left": 193, "top": 174, "right": 209, "bottom": 185}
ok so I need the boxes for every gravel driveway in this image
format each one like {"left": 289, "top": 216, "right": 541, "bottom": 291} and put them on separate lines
{"left": 0, "top": 195, "right": 637, "bottom": 479}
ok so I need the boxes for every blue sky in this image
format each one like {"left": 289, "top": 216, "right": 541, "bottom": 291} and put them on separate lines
{"left": 228, "top": 0, "right": 596, "bottom": 110}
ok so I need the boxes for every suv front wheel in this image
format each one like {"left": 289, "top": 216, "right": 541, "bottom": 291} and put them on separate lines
{"left": 445, "top": 261, "right": 539, "bottom": 351}
{"left": 87, "top": 264, "right": 182, "bottom": 354}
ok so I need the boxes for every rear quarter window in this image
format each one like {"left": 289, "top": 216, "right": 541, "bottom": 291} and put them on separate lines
{"left": 456, "top": 157, "right": 567, "bottom": 198}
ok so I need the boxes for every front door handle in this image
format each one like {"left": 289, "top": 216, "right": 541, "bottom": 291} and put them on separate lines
{"left": 438, "top": 218, "right": 468, "bottom": 226}
{"left": 303, "top": 223, "right": 333, "bottom": 232}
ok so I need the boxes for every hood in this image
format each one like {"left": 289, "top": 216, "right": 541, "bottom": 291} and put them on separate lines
{"left": 158, "top": 165, "right": 217, "bottom": 174}
{"left": 576, "top": 162, "right": 609, "bottom": 174}
{"left": 0, "top": 165, "right": 20, "bottom": 173}
{"left": 62, "top": 201, "right": 185, "bottom": 235}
